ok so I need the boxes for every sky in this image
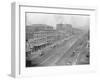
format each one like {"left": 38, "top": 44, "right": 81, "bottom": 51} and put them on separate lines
{"left": 26, "top": 13, "right": 90, "bottom": 30}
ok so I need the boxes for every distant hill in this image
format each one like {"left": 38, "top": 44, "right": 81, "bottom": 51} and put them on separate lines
{"left": 26, "top": 24, "right": 54, "bottom": 32}
{"left": 72, "top": 27, "right": 85, "bottom": 35}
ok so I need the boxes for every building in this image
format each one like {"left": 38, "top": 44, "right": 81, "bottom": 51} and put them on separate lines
{"left": 56, "top": 24, "right": 72, "bottom": 34}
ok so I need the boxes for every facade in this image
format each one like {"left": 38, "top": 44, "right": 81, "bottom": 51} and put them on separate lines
{"left": 56, "top": 24, "right": 73, "bottom": 34}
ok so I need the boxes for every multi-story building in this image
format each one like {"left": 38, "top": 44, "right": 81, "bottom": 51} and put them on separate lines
{"left": 56, "top": 24, "right": 72, "bottom": 34}
{"left": 26, "top": 24, "right": 73, "bottom": 53}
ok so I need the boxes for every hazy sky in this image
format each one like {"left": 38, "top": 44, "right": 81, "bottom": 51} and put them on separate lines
{"left": 26, "top": 13, "right": 90, "bottom": 30}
